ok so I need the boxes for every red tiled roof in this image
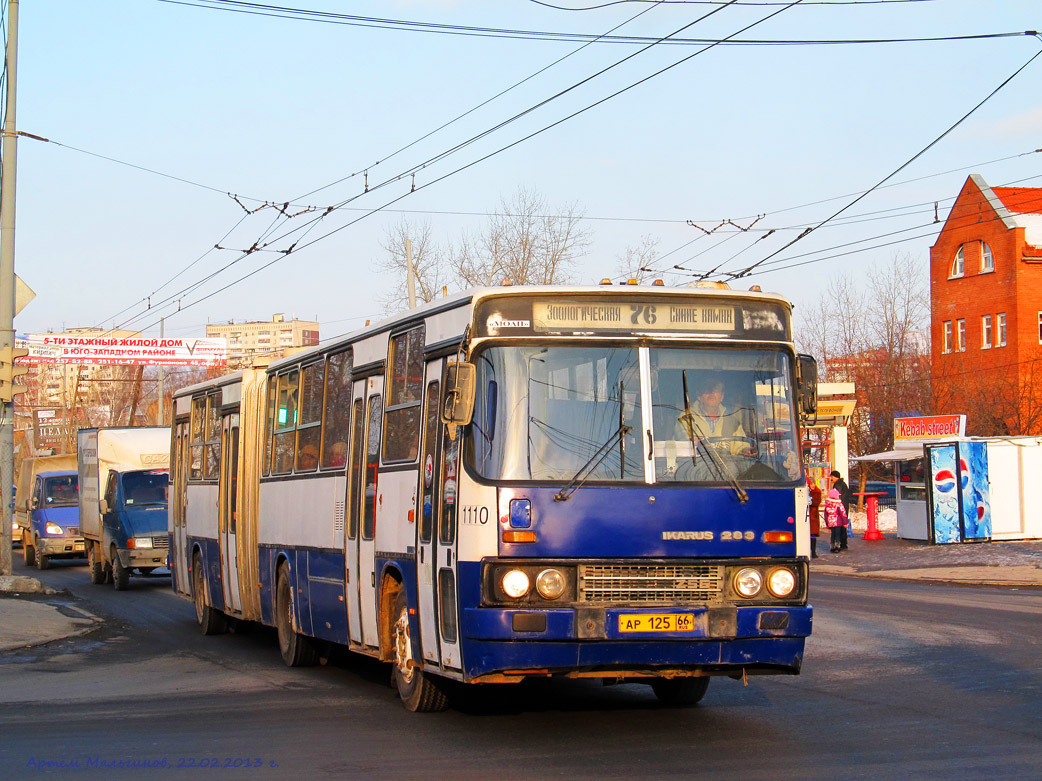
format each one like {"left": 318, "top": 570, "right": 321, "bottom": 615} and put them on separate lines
{"left": 992, "top": 186, "right": 1042, "bottom": 215}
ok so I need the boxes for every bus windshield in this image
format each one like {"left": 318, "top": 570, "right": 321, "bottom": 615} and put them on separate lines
{"left": 467, "top": 344, "right": 801, "bottom": 485}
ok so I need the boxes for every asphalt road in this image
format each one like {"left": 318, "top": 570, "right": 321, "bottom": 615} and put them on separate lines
{"left": 2, "top": 557, "right": 1041, "bottom": 779}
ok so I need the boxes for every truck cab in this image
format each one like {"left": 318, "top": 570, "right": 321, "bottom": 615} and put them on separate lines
{"left": 20, "top": 469, "right": 85, "bottom": 569}
{"left": 100, "top": 468, "right": 170, "bottom": 587}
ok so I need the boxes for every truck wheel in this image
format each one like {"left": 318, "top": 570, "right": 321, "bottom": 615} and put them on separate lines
{"left": 276, "top": 563, "right": 317, "bottom": 667}
{"left": 650, "top": 676, "right": 710, "bottom": 706}
{"left": 88, "top": 545, "right": 106, "bottom": 585}
{"left": 113, "top": 551, "right": 130, "bottom": 591}
{"left": 192, "top": 553, "right": 227, "bottom": 636}
{"left": 391, "top": 588, "right": 449, "bottom": 712}
{"left": 23, "top": 538, "right": 35, "bottom": 567}
{"left": 35, "top": 549, "right": 50, "bottom": 570}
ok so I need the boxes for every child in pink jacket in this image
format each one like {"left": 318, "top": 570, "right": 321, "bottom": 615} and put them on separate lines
{"left": 823, "top": 488, "right": 848, "bottom": 553}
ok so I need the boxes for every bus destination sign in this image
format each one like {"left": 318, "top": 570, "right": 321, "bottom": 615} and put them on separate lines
{"left": 532, "top": 300, "right": 735, "bottom": 333}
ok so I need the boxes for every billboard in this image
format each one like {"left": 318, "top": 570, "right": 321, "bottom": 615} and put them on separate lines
{"left": 21, "top": 334, "right": 227, "bottom": 367}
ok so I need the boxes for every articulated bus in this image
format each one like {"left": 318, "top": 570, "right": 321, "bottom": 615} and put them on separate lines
{"left": 170, "top": 283, "right": 818, "bottom": 711}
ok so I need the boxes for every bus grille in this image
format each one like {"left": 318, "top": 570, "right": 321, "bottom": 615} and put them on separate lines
{"left": 152, "top": 536, "right": 170, "bottom": 549}
{"left": 67, "top": 527, "right": 80, "bottom": 536}
{"left": 579, "top": 564, "right": 724, "bottom": 605}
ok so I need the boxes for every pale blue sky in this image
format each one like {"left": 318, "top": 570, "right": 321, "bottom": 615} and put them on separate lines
{"left": 10, "top": 0, "right": 1042, "bottom": 341}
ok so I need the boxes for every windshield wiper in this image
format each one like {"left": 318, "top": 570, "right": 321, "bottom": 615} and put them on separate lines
{"left": 554, "top": 420, "right": 632, "bottom": 502}
{"left": 678, "top": 371, "right": 749, "bottom": 503}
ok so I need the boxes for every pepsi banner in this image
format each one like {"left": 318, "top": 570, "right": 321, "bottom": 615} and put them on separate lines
{"left": 926, "top": 442, "right": 991, "bottom": 544}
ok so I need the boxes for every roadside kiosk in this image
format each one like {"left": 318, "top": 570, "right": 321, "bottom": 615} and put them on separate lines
{"left": 853, "top": 415, "right": 1042, "bottom": 543}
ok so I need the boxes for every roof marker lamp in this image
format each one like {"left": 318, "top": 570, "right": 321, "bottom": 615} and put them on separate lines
{"left": 501, "top": 569, "right": 531, "bottom": 599}
{"left": 734, "top": 567, "right": 763, "bottom": 598}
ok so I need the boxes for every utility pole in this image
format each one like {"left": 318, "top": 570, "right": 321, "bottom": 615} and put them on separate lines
{"left": 0, "top": 0, "right": 19, "bottom": 576}
{"left": 157, "top": 317, "right": 164, "bottom": 425}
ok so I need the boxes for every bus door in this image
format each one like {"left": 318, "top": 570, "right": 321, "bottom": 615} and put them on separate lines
{"left": 416, "top": 361, "right": 442, "bottom": 664}
{"left": 172, "top": 421, "right": 190, "bottom": 592}
{"left": 359, "top": 376, "right": 383, "bottom": 649}
{"left": 219, "top": 412, "right": 242, "bottom": 614}
{"left": 345, "top": 380, "right": 366, "bottom": 646}
{"left": 435, "top": 364, "right": 462, "bottom": 670}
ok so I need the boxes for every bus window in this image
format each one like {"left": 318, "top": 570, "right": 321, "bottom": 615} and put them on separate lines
{"left": 440, "top": 430, "right": 458, "bottom": 546}
{"left": 295, "top": 362, "right": 324, "bottom": 471}
{"left": 347, "top": 398, "right": 364, "bottom": 540}
{"left": 189, "top": 397, "right": 205, "bottom": 481}
{"left": 272, "top": 370, "right": 299, "bottom": 474}
{"left": 420, "top": 380, "right": 440, "bottom": 545}
{"left": 362, "top": 396, "right": 383, "bottom": 541}
{"left": 204, "top": 392, "right": 221, "bottom": 480}
{"left": 383, "top": 327, "right": 425, "bottom": 463}
{"left": 263, "top": 374, "right": 276, "bottom": 476}
{"left": 321, "top": 351, "right": 352, "bottom": 468}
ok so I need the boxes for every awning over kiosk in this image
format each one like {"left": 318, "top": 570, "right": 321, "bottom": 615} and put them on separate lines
{"left": 850, "top": 448, "right": 922, "bottom": 462}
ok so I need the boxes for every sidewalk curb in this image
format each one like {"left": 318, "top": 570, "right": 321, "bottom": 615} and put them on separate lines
{"left": 812, "top": 563, "right": 1042, "bottom": 588}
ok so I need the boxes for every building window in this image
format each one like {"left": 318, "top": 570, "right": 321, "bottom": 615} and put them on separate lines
{"left": 943, "top": 321, "right": 952, "bottom": 354}
{"left": 957, "top": 319, "right": 966, "bottom": 352}
{"left": 981, "top": 242, "right": 994, "bottom": 272}
{"left": 950, "top": 246, "right": 964, "bottom": 278}
{"left": 997, "top": 313, "right": 1007, "bottom": 347}
{"left": 982, "top": 315, "right": 992, "bottom": 349}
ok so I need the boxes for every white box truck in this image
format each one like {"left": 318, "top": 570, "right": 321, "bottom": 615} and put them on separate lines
{"left": 78, "top": 427, "right": 171, "bottom": 590}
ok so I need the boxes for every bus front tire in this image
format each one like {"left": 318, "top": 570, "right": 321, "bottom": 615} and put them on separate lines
{"left": 391, "top": 589, "right": 449, "bottom": 712}
{"left": 276, "top": 563, "right": 317, "bottom": 667}
{"left": 650, "top": 676, "right": 710, "bottom": 706}
{"left": 192, "top": 553, "right": 227, "bottom": 636}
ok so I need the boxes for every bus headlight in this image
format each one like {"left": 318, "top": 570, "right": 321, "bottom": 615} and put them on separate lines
{"left": 535, "top": 568, "right": 566, "bottom": 600}
{"left": 501, "top": 569, "right": 531, "bottom": 599}
{"left": 734, "top": 567, "right": 763, "bottom": 598}
{"left": 44, "top": 522, "right": 64, "bottom": 535}
{"left": 767, "top": 567, "right": 797, "bottom": 598}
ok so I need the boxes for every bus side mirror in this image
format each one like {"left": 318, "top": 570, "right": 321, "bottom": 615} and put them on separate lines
{"left": 797, "top": 354, "right": 818, "bottom": 417}
{"left": 441, "top": 362, "right": 476, "bottom": 432}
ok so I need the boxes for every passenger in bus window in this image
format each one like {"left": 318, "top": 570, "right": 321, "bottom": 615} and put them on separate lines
{"left": 328, "top": 441, "right": 348, "bottom": 467}
{"left": 298, "top": 444, "right": 319, "bottom": 470}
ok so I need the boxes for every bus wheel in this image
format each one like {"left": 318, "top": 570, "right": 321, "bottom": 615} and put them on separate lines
{"left": 391, "top": 589, "right": 449, "bottom": 712}
{"left": 192, "top": 553, "right": 227, "bottom": 636}
{"left": 113, "top": 550, "right": 130, "bottom": 591}
{"left": 23, "top": 538, "right": 35, "bottom": 567}
{"left": 276, "top": 563, "right": 317, "bottom": 667}
{"left": 650, "top": 676, "right": 710, "bottom": 706}
{"left": 88, "top": 544, "right": 105, "bottom": 585}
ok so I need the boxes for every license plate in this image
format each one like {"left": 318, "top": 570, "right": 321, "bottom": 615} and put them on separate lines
{"left": 74, "top": 542, "right": 85, "bottom": 551}
{"left": 618, "top": 614, "right": 695, "bottom": 633}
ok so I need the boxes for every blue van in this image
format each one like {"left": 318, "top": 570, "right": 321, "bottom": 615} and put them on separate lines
{"left": 21, "top": 469, "right": 85, "bottom": 569}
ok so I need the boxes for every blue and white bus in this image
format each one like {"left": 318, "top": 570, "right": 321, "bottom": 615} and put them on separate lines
{"left": 170, "top": 283, "right": 818, "bottom": 711}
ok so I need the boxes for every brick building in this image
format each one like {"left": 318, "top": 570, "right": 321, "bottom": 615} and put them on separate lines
{"left": 930, "top": 174, "right": 1042, "bottom": 434}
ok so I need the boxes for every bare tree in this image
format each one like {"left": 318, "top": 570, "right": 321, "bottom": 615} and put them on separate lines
{"left": 379, "top": 219, "right": 450, "bottom": 313}
{"left": 615, "top": 235, "right": 661, "bottom": 283}
{"left": 450, "top": 187, "right": 592, "bottom": 286}
{"left": 795, "top": 254, "right": 932, "bottom": 481}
